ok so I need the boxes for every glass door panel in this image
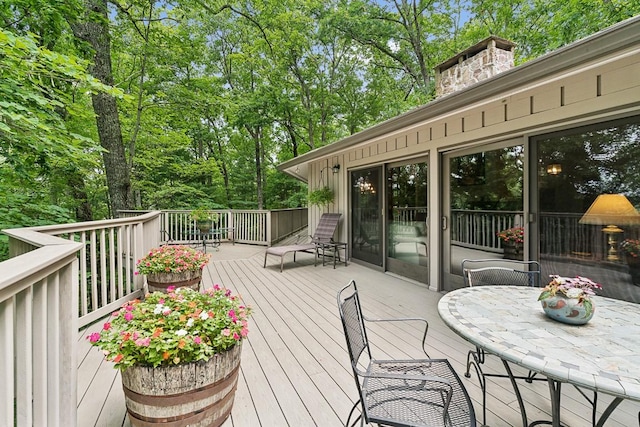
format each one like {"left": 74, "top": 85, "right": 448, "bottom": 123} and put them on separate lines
{"left": 534, "top": 115, "right": 640, "bottom": 302}
{"left": 351, "top": 167, "right": 383, "bottom": 266}
{"left": 443, "top": 143, "right": 525, "bottom": 291}
{"left": 386, "top": 161, "right": 429, "bottom": 283}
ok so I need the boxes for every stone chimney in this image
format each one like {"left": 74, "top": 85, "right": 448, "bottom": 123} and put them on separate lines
{"left": 435, "top": 36, "right": 515, "bottom": 98}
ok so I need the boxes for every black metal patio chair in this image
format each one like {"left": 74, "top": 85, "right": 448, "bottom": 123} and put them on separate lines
{"left": 337, "top": 280, "right": 476, "bottom": 427}
{"left": 461, "top": 259, "right": 543, "bottom": 427}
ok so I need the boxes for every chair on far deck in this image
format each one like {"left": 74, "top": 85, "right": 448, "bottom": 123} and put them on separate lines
{"left": 337, "top": 280, "right": 476, "bottom": 427}
{"left": 263, "top": 212, "right": 341, "bottom": 272}
{"left": 461, "top": 259, "right": 542, "bottom": 427}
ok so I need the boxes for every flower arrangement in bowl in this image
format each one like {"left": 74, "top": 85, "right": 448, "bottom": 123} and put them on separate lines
{"left": 538, "top": 275, "right": 602, "bottom": 325}
{"left": 496, "top": 226, "right": 524, "bottom": 244}
{"left": 136, "top": 245, "right": 211, "bottom": 292}
{"left": 88, "top": 285, "right": 250, "bottom": 369}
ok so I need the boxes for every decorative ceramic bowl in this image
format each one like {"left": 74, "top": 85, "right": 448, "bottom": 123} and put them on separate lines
{"left": 540, "top": 294, "right": 594, "bottom": 325}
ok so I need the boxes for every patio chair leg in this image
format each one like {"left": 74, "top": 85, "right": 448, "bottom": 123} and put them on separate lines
{"left": 466, "top": 348, "right": 488, "bottom": 426}
{"left": 345, "top": 399, "right": 363, "bottom": 427}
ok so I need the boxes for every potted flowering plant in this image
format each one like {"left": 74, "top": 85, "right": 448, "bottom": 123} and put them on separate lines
{"left": 190, "top": 207, "right": 218, "bottom": 233}
{"left": 497, "top": 226, "right": 524, "bottom": 260}
{"left": 87, "top": 285, "right": 251, "bottom": 426}
{"left": 538, "top": 275, "right": 602, "bottom": 325}
{"left": 620, "top": 238, "right": 640, "bottom": 258}
{"left": 136, "top": 245, "right": 211, "bottom": 292}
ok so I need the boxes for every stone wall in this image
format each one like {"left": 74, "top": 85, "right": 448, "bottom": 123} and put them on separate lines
{"left": 435, "top": 38, "right": 515, "bottom": 98}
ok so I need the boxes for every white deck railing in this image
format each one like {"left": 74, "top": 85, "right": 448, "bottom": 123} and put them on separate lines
{"left": 1, "top": 211, "right": 161, "bottom": 426}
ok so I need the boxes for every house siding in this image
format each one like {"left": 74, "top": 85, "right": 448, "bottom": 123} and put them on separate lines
{"left": 304, "top": 37, "right": 640, "bottom": 287}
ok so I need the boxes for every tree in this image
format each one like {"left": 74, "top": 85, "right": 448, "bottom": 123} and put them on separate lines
{"left": 69, "top": 0, "right": 133, "bottom": 216}
{"left": 0, "top": 27, "right": 117, "bottom": 258}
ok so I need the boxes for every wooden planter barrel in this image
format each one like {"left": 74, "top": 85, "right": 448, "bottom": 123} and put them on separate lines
{"left": 502, "top": 241, "right": 524, "bottom": 261}
{"left": 146, "top": 270, "right": 202, "bottom": 293}
{"left": 121, "top": 343, "right": 242, "bottom": 427}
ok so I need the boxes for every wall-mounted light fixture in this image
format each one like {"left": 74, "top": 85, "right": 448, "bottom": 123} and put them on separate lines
{"left": 546, "top": 163, "right": 562, "bottom": 175}
{"left": 332, "top": 164, "right": 341, "bottom": 174}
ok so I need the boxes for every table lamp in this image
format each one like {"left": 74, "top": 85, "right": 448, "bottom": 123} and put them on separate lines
{"left": 579, "top": 194, "right": 640, "bottom": 261}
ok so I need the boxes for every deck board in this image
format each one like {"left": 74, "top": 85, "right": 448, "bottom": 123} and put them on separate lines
{"left": 77, "top": 243, "right": 640, "bottom": 426}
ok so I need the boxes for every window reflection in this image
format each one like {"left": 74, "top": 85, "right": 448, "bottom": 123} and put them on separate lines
{"left": 536, "top": 115, "right": 640, "bottom": 302}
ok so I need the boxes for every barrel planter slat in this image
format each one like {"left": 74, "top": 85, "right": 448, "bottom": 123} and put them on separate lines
{"left": 121, "top": 343, "right": 242, "bottom": 427}
{"left": 146, "top": 270, "right": 202, "bottom": 293}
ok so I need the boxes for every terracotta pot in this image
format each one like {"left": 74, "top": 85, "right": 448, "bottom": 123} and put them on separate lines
{"left": 121, "top": 343, "right": 242, "bottom": 427}
{"left": 146, "top": 270, "right": 202, "bottom": 293}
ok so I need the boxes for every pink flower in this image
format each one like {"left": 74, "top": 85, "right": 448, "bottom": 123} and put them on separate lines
{"left": 241, "top": 327, "right": 249, "bottom": 337}
{"left": 167, "top": 286, "right": 176, "bottom": 292}
{"left": 103, "top": 322, "right": 111, "bottom": 331}
{"left": 162, "top": 308, "right": 171, "bottom": 316}
{"left": 213, "top": 284, "right": 221, "bottom": 291}
{"left": 135, "top": 337, "right": 151, "bottom": 347}
{"left": 233, "top": 332, "right": 240, "bottom": 340}
{"left": 88, "top": 332, "right": 101, "bottom": 343}
{"left": 194, "top": 336, "right": 202, "bottom": 344}
{"left": 124, "top": 312, "right": 133, "bottom": 321}
{"left": 222, "top": 329, "right": 231, "bottom": 337}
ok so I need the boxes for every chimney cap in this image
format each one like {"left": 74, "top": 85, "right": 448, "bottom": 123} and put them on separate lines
{"left": 435, "top": 35, "right": 516, "bottom": 73}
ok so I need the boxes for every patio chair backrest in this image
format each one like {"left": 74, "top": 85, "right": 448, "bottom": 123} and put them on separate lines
{"left": 337, "top": 280, "right": 370, "bottom": 373}
{"left": 462, "top": 259, "right": 541, "bottom": 287}
{"left": 311, "top": 213, "right": 341, "bottom": 243}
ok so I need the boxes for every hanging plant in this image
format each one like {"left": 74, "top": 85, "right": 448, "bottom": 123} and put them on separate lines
{"left": 308, "top": 186, "right": 334, "bottom": 207}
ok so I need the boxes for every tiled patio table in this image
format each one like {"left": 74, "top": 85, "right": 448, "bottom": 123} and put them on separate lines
{"left": 438, "top": 286, "right": 640, "bottom": 427}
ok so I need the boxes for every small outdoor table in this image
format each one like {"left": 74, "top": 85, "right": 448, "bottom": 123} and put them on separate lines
{"left": 437, "top": 286, "right": 640, "bottom": 427}
{"left": 199, "top": 227, "right": 235, "bottom": 252}
{"left": 314, "top": 241, "right": 348, "bottom": 268}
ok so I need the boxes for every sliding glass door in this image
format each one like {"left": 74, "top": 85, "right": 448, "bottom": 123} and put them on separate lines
{"left": 351, "top": 167, "right": 383, "bottom": 266}
{"left": 386, "top": 160, "right": 429, "bottom": 283}
{"left": 442, "top": 141, "right": 525, "bottom": 291}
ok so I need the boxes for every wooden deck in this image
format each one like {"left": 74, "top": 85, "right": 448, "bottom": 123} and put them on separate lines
{"left": 77, "top": 243, "right": 639, "bottom": 426}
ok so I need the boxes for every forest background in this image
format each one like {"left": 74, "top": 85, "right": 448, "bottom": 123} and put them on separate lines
{"left": 2, "top": 0, "right": 640, "bottom": 260}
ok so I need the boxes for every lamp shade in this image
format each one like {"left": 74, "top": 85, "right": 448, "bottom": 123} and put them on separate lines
{"left": 579, "top": 194, "right": 640, "bottom": 225}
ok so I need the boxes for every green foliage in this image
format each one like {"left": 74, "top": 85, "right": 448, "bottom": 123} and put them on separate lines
{"left": 2, "top": 0, "right": 638, "bottom": 242}
{"left": 308, "top": 186, "right": 334, "bottom": 207}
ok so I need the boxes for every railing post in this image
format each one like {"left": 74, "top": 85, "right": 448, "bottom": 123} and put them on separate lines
{"left": 58, "top": 259, "right": 79, "bottom": 426}
{"left": 266, "top": 211, "right": 272, "bottom": 246}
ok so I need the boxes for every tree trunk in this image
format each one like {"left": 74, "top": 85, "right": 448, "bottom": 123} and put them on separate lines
{"left": 69, "top": 0, "right": 133, "bottom": 216}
